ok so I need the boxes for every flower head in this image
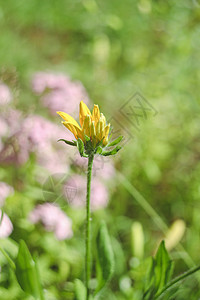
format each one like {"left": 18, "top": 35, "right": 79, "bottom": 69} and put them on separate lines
{"left": 57, "top": 101, "right": 123, "bottom": 157}
{"left": 57, "top": 101, "right": 110, "bottom": 146}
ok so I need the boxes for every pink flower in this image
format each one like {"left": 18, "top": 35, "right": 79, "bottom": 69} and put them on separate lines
{"left": 29, "top": 203, "right": 73, "bottom": 240}
{"left": 0, "top": 114, "right": 72, "bottom": 172}
{"left": 0, "top": 82, "right": 12, "bottom": 105}
{"left": 0, "top": 118, "right": 8, "bottom": 138}
{"left": 0, "top": 118, "right": 9, "bottom": 151}
{"left": 0, "top": 211, "right": 13, "bottom": 238}
{"left": 31, "top": 72, "right": 90, "bottom": 116}
{"left": 64, "top": 175, "right": 109, "bottom": 210}
{"left": 0, "top": 182, "right": 14, "bottom": 207}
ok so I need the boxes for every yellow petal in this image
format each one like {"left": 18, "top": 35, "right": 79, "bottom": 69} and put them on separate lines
{"left": 57, "top": 111, "right": 81, "bottom": 129}
{"left": 104, "top": 124, "right": 110, "bottom": 139}
{"left": 91, "top": 121, "right": 96, "bottom": 138}
{"left": 103, "top": 124, "right": 110, "bottom": 145}
{"left": 82, "top": 115, "right": 91, "bottom": 137}
{"left": 79, "top": 101, "right": 91, "bottom": 127}
{"left": 96, "top": 119, "right": 104, "bottom": 141}
{"left": 62, "top": 122, "right": 83, "bottom": 140}
{"left": 91, "top": 121, "right": 96, "bottom": 146}
{"left": 92, "top": 104, "right": 100, "bottom": 125}
{"left": 102, "top": 114, "right": 106, "bottom": 127}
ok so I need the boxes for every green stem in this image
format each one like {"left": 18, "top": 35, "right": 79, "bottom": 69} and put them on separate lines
{"left": 155, "top": 265, "right": 200, "bottom": 299}
{"left": 86, "top": 154, "right": 94, "bottom": 300}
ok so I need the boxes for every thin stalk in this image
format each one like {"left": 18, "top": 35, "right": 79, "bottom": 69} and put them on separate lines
{"left": 86, "top": 154, "right": 94, "bottom": 300}
{"left": 155, "top": 265, "right": 200, "bottom": 299}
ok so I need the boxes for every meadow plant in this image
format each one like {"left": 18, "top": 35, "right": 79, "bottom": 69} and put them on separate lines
{"left": 1, "top": 78, "right": 200, "bottom": 300}
{"left": 57, "top": 101, "right": 122, "bottom": 299}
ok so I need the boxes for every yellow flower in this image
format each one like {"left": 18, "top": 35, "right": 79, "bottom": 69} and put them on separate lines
{"left": 57, "top": 101, "right": 110, "bottom": 147}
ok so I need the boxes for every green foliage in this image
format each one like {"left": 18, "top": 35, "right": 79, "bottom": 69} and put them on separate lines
{"left": 95, "top": 221, "right": 115, "bottom": 298}
{"left": 144, "top": 241, "right": 174, "bottom": 299}
{"left": 74, "top": 279, "right": 86, "bottom": 300}
{"left": 77, "top": 138, "right": 86, "bottom": 157}
{"left": 1, "top": 0, "right": 200, "bottom": 298}
{"left": 15, "top": 240, "right": 44, "bottom": 300}
{"left": 101, "top": 145, "right": 122, "bottom": 156}
{"left": 58, "top": 139, "right": 77, "bottom": 146}
{"left": 107, "top": 136, "right": 123, "bottom": 148}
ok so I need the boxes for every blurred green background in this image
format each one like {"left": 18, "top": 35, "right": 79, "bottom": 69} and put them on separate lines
{"left": 0, "top": 0, "right": 200, "bottom": 299}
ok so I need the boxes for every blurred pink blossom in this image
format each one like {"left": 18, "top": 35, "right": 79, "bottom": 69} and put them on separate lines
{"left": 0, "top": 118, "right": 9, "bottom": 151}
{"left": 29, "top": 203, "right": 73, "bottom": 240}
{"left": 0, "top": 114, "right": 72, "bottom": 172}
{"left": 31, "top": 72, "right": 90, "bottom": 116}
{"left": 64, "top": 175, "right": 109, "bottom": 210}
{"left": 0, "top": 82, "right": 12, "bottom": 105}
{"left": 0, "top": 211, "right": 13, "bottom": 238}
{"left": 0, "top": 182, "right": 14, "bottom": 207}
{"left": 0, "top": 118, "right": 8, "bottom": 137}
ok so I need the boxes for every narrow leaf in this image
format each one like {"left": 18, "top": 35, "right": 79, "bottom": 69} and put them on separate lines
{"left": 154, "top": 241, "right": 174, "bottom": 294}
{"left": 95, "top": 221, "right": 114, "bottom": 298}
{"left": 143, "top": 241, "right": 173, "bottom": 299}
{"left": 107, "top": 136, "right": 123, "bottom": 147}
{"left": 74, "top": 279, "right": 86, "bottom": 300}
{"left": 0, "top": 247, "right": 16, "bottom": 270}
{"left": 15, "top": 240, "right": 44, "bottom": 300}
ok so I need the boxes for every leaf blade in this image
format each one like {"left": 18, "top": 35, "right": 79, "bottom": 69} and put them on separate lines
{"left": 15, "top": 240, "right": 44, "bottom": 300}
{"left": 95, "top": 221, "right": 114, "bottom": 298}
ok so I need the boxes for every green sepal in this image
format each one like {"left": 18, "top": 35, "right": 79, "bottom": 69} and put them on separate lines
{"left": 101, "top": 146, "right": 122, "bottom": 156}
{"left": 96, "top": 139, "right": 104, "bottom": 148}
{"left": 107, "top": 136, "right": 123, "bottom": 147}
{"left": 95, "top": 146, "right": 103, "bottom": 155}
{"left": 77, "top": 138, "right": 88, "bottom": 157}
{"left": 58, "top": 139, "right": 77, "bottom": 146}
{"left": 84, "top": 135, "right": 90, "bottom": 142}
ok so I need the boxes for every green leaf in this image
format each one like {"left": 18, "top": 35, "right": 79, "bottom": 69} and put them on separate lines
{"left": 74, "top": 279, "right": 86, "bottom": 300}
{"left": 143, "top": 241, "right": 174, "bottom": 299}
{"left": 95, "top": 221, "right": 114, "bottom": 298}
{"left": 101, "top": 146, "right": 122, "bottom": 156}
{"left": 58, "top": 139, "right": 77, "bottom": 146}
{"left": 15, "top": 240, "right": 44, "bottom": 300}
{"left": 0, "top": 247, "right": 16, "bottom": 270}
{"left": 107, "top": 136, "right": 123, "bottom": 147}
{"left": 143, "top": 258, "right": 157, "bottom": 299}
{"left": 154, "top": 241, "right": 173, "bottom": 293}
